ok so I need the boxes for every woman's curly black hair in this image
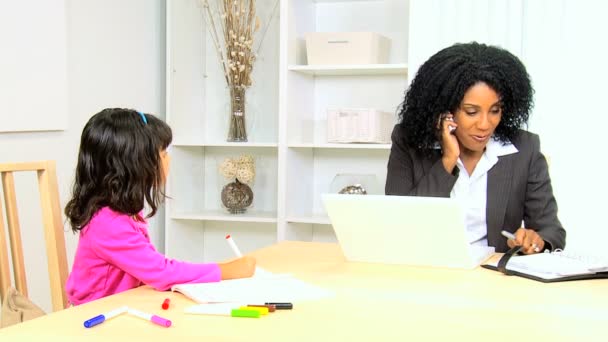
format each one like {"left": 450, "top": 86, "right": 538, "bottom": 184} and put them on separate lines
{"left": 397, "top": 42, "right": 534, "bottom": 155}
{"left": 65, "top": 108, "right": 172, "bottom": 233}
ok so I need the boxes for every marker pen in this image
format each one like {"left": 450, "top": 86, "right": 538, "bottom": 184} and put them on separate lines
{"left": 231, "top": 308, "right": 261, "bottom": 318}
{"left": 162, "top": 298, "right": 171, "bottom": 310}
{"left": 184, "top": 304, "right": 260, "bottom": 318}
{"left": 240, "top": 306, "right": 269, "bottom": 315}
{"left": 225, "top": 234, "right": 243, "bottom": 257}
{"left": 265, "top": 302, "right": 293, "bottom": 310}
{"left": 83, "top": 306, "right": 128, "bottom": 328}
{"left": 247, "top": 304, "right": 276, "bottom": 312}
{"left": 501, "top": 230, "right": 516, "bottom": 241}
{"left": 127, "top": 308, "right": 172, "bottom": 327}
{"left": 226, "top": 234, "right": 271, "bottom": 277}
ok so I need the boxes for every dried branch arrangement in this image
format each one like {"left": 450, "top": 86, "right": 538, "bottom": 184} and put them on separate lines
{"left": 201, "top": 0, "right": 278, "bottom": 89}
{"left": 201, "top": 0, "right": 278, "bottom": 141}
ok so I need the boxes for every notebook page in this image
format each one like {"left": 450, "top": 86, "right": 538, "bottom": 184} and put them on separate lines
{"left": 172, "top": 275, "right": 332, "bottom": 304}
{"left": 184, "top": 303, "right": 243, "bottom": 315}
{"left": 506, "top": 253, "right": 595, "bottom": 277}
{"left": 252, "top": 266, "right": 281, "bottom": 278}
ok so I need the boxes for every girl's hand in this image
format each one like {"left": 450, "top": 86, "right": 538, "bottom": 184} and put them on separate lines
{"left": 437, "top": 112, "right": 459, "bottom": 173}
{"left": 219, "top": 256, "right": 256, "bottom": 280}
{"left": 507, "top": 228, "right": 546, "bottom": 254}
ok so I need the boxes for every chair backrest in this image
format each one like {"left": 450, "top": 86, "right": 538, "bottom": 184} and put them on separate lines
{"left": 0, "top": 160, "right": 68, "bottom": 311}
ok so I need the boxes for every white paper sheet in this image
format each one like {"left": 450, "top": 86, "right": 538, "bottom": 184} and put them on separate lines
{"left": 173, "top": 274, "right": 332, "bottom": 304}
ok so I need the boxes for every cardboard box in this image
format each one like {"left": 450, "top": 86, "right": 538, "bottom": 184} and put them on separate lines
{"left": 305, "top": 32, "right": 390, "bottom": 65}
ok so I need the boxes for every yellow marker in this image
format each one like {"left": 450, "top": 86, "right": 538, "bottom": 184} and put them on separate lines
{"left": 240, "top": 306, "right": 269, "bottom": 315}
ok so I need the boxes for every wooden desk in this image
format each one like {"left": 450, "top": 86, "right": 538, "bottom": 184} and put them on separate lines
{"left": 1, "top": 241, "right": 607, "bottom": 341}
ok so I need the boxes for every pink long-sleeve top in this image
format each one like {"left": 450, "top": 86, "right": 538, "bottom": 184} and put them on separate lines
{"left": 66, "top": 207, "right": 221, "bottom": 305}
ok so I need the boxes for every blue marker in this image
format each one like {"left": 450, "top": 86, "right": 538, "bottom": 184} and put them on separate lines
{"left": 84, "top": 306, "right": 128, "bottom": 328}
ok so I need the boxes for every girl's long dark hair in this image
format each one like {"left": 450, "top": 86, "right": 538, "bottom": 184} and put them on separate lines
{"left": 65, "top": 108, "right": 172, "bottom": 233}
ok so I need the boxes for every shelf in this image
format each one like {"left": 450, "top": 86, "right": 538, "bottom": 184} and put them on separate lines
{"left": 171, "top": 210, "right": 278, "bottom": 223}
{"left": 288, "top": 143, "right": 391, "bottom": 150}
{"left": 172, "top": 142, "right": 278, "bottom": 148}
{"left": 314, "top": 0, "right": 383, "bottom": 2}
{"left": 286, "top": 215, "right": 332, "bottom": 225}
{"left": 288, "top": 64, "right": 408, "bottom": 76}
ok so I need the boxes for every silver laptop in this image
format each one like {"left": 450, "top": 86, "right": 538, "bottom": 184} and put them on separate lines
{"left": 322, "top": 194, "right": 494, "bottom": 269}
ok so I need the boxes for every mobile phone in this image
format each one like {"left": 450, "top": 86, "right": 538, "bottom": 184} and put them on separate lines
{"left": 445, "top": 116, "right": 456, "bottom": 133}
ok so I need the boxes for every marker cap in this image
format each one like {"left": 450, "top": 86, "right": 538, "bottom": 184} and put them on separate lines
{"left": 231, "top": 308, "right": 261, "bottom": 318}
{"left": 265, "top": 302, "right": 293, "bottom": 310}
{"left": 151, "top": 315, "right": 172, "bottom": 327}
{"left": 162, "top": 298, "right": 171, "bottom": 310}
{"left": 84, "top": 315, "right": 105, "bottom": 328}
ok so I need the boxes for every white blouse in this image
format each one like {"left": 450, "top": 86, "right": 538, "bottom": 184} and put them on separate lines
{"left": 450, "top": 138, "right": 518, "bottom": 247}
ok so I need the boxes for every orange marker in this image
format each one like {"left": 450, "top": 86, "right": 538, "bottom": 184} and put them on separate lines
{"left": 247, "top": 304, "right": 276, "bottom": 312}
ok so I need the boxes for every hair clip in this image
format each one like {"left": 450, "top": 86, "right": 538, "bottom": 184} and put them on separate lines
{"left": 138, "top": 111, "right": 148, "bottom": 124}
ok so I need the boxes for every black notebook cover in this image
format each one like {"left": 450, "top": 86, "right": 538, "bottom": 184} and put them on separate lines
{"left": 481, "top": 264, "right": 608, "bottom": 283}
{"left": 482, "top": 245, "right": 608, "bottom": 283}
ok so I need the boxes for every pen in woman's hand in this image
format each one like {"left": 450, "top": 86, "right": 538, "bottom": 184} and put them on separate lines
{"left": 503, "top": 227, "right": 543, "bottom": 254}
{"left": 501, "top": 230, "right": 516, "bottom": 241}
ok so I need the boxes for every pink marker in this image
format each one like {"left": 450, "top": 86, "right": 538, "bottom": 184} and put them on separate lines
{"left": 127, "top": 308, "right": 172, "bottom": 327}
{"left": 225, "top": 234, "right": 243, "bottom": 257}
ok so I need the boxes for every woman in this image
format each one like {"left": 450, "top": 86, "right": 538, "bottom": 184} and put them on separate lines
{"left": 386, "top": 42, "right": 565, "bottom": 254}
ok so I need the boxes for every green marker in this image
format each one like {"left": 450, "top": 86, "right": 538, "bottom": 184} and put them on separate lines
{"left": 231, "top": 308, "right": 261, "bottom": 318}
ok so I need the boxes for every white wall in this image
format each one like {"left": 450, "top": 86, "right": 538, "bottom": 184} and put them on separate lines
{"left": 0, "top": 0, "right": 69, "bottom": 132}
{"left": 0, "top": 0, "right": 165, "bottom": 313}
{"left": 522, "top": 0, "right": 608, "bottom": 257}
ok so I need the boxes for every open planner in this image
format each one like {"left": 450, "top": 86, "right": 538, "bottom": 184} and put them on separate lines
{"left": 483, "top": 247, "right": 608, "bottom": 282}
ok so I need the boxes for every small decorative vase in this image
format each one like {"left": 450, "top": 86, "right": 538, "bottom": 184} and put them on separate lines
{"left": 221, "top": 179, "right": 253, "bottom": 214}
{"left": 227, "top": 85, "right": 248, "bottom": 142}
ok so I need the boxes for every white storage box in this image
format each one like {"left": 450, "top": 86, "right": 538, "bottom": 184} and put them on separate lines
{"left": 327, "top": 108, "right": 393, "bottom": 143}
{"left": 305, "top": 32, "right": 390, "bottom": 65}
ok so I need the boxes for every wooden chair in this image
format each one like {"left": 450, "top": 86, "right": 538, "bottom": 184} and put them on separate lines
{"left": 0, "top": 160, "right": 68, "bottom": 311}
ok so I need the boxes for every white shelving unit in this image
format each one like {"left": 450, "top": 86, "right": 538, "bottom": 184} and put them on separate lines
{"left": 288, "top": 143, "right": 391, "bottom": 149}
{"left": 278, "top": 0, "right": 409, "bottom": 242}
{"left": 165, "top": 0, "right": 409, "bottom": 262}
{"left": 288, "top": 63, "right": 408, "bottom": 76}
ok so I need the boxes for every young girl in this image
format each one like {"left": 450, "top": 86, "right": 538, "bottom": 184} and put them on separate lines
{"left": 65, "top": 108, "right": 255, "bottom": 305}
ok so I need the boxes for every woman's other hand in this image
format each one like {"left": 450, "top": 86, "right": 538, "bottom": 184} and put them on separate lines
{"left": 218, "top": 256, "right": 256, "bottom": 280}
{"left": 507, "top": 227, "right": 545, "bottom": 254}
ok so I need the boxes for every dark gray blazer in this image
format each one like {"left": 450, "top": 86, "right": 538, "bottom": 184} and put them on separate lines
{"left": 385, "top": 125, "right": 566, "bottom": 252}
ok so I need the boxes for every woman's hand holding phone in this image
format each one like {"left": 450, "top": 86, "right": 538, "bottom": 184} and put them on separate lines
{"left": 438, "top": 113, "right": 459, "bottom": 173}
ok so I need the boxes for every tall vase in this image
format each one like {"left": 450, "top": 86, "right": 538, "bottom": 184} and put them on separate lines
{"left": 227, "top": 85, "right": 248, "bottom": 142}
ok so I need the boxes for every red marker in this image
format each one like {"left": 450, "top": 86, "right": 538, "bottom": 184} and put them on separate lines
{"left": 162, "top": 298, "right": 170, "bottom": 310}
